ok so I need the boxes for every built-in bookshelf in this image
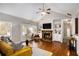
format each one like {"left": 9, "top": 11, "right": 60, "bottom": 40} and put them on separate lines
{"left": 53, "top": 20, "right": 63, "bottom": 42}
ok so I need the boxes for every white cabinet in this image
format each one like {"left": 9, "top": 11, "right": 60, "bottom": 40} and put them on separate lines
{"left": 53, "top": 20, "right": 63, "bottom": 42}
{"left": 53, "top": 34, "right": 62, "bottom": 42}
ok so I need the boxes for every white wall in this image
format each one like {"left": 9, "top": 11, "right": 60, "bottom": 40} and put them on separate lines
{"left": 38, "top": 11, "right": 70, "bottom": 42}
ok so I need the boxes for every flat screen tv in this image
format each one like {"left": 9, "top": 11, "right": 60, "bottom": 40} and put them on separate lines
{"left": 43, "top": 23, "right": 51, "bottom": 29}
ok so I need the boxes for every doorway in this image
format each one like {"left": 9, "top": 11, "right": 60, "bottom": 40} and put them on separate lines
{"left": 63, "top": 21, "right": 72, "bottom": 43}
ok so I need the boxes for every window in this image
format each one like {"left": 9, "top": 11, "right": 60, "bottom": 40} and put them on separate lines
{"left": 0, "top": 21, "right": 12, "bottom": 36}
{"left": 21, "top": 24, "right": 37, "bottom": 40}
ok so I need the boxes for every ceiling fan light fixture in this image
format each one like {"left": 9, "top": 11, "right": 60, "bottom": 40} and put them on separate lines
{"left": 37, "top": 3, "right": 51, "bottom": 16}
{"left": 41, "top": 11, "right": 47, "bottom": 15}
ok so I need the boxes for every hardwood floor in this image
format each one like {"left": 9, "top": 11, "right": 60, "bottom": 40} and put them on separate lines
{"left": 29, "top": 40, "right": 78, "bottom": 56}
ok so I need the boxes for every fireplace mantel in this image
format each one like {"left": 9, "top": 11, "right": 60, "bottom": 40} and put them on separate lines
{"left": 41, "top": 29, "right": 53, "bottom": 31}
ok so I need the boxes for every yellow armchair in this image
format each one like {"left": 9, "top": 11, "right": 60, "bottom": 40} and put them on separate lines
{"left": 0, "top": 41, "right": 32, "bottom": 56}
{"left": 11, "top": 47, "right": 32, "bottom": 56}
{"left": 0, "top": 41, "right": 14, "bottom": 55}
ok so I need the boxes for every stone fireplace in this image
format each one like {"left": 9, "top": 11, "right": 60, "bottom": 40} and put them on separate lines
{"left": 42, "top": 30, "right": 52, "bottom": 42}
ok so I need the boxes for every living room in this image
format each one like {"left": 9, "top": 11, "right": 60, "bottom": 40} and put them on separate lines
{"left": 0, "top": 3, "right": 79, "bottom": 56}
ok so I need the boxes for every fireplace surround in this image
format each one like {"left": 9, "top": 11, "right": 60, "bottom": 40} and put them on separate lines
{"left": 42, "top": 30, "right": 52, "bottom": 42}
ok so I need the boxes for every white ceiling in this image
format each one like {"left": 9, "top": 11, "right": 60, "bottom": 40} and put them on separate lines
{"left": 0, "top": 3, "right": 79, "bottom": 21}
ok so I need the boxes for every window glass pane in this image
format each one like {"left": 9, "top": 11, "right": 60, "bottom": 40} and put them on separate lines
{"left": 21, "top": 24, "right": 37, "bottom": 40}
{"left": 0, "top": 21, "right": 12, "bottom": 36}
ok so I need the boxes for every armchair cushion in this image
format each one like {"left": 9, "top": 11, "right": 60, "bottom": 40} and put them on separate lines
{"left": 0, "top": 41, "right": 14, "bottom": 55}
{"left": 0, "top": 41, "right": 32, "bottom": 56}
{"left": 11, "top": 47, "right": 32, "bottom": 56}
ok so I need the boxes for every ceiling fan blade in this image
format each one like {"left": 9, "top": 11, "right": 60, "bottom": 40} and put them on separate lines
{"left": 47, "top": 8, "right": 51, "bottom": 11}
{"left": 46, "top": 12, "right": 50, "bottom": 14}
{"left": 67, "top": 13, "right": 72, "bottom": 16}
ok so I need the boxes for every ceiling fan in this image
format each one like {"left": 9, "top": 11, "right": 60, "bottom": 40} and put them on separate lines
{"left": 36, "top": 3, "right": 51, "bottom": 15}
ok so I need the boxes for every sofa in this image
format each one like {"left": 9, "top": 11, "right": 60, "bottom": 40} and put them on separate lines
{"left": 0, "top": 41, "right": 32, "bottom": 56}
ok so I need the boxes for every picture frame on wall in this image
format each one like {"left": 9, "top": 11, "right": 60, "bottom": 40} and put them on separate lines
{"left": 59, "top": 24, "right": 61, "bottom": 28}
{"left": 55, "top": 29, "right": 57, "bottom": 33}
{"left": 58, "top": 30, "right": 61, "bottom": 34}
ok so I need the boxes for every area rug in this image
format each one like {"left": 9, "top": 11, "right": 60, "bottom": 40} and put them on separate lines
{"left": 32, "top": 47, "right": 53, "bottom": 56}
